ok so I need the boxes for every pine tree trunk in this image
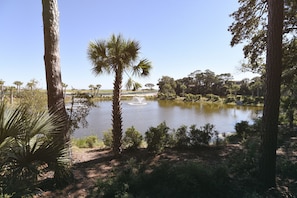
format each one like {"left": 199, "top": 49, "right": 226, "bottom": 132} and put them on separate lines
{"left": 42, "top": 0, "right": 67, "bottom": 132}
{"left": 112, "top": 67, "right": 123, "bottom": 156}
{"left": 260, "top": 0, "right": 284, "bottom": 189}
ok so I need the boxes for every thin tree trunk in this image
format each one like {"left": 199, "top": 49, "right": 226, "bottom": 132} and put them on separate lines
{"left": 10, "top": 88, "right": 13, "bottom": 104}
{"left": 260, "top": 0, "right": 284, "bottom": 189}
{"left": 112, "top": 67, "right": 123, "bottom": 156}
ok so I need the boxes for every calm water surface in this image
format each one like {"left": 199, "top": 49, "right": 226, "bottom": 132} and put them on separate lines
{"left": 73, "top": 100, "right": 262, "bottom": 138}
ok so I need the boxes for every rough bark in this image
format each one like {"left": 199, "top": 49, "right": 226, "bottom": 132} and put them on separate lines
{"left": 112, "top": 67, "right": 123, "bottom": 156}
{"left": 42, "top": 0, "right": 68, "bottom": 138}
{"left": 260, "top": 0, "right": 284, "bottom": 189}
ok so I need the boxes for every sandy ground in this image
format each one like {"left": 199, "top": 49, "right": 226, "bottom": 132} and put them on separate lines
{"left": 37, "top": 145, "right": 240, "bottom": 197}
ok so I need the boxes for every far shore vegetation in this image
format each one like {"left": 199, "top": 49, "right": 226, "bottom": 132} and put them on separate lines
{"left": 1, "top": 0, "right": 297, "bottom": 196}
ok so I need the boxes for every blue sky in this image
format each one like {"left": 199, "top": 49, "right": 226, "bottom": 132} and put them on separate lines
{"left": 0, "top": 1, "right": 257, "bottom": 90}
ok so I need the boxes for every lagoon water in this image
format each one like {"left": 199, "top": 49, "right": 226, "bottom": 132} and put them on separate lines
{"left": 73, "top": 100, "right": 262, "bottom": 138}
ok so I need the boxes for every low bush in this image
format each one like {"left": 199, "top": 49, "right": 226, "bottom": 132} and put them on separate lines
{"left": 235, "top": 121, "right": 252, "bottom": 139}
{"left": 175, "top": 125, "right": 190, "bottom": 148}
{"left": 224, "top": 96, "right": 236, "bottom": 104}
{"left": 122, "top": 126, "right": 143, "bottom": 150}
{"left": 157, "top": 93, "right": 177, "bottom": 100}
{"left": 277, "top": 158, "right": 297, "bottom": 180}
{"left": 89, "top": 162, "right": 231, "bottom": 198}
{"left": 72, "top": 135, "right": 103, "bottom": 148}
{"left": 183, "top": 94, "right": 201, "bottom": 102}
{"left": 206, "top": 94, "right": 221, "bottom": 102}
{"left": 189, "top": 123, "right": 216, "bottom": 147}
{"left": 145, "top": 122, "right": 170, "bottom": 153}
{"left": 227, "top": 137, "right": 262, "bottom": 195}
{"left": 102, "top": 129, "right": 113, "bottom": 148}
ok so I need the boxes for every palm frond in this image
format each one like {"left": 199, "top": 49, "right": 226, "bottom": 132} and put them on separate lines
{"left": 0, "top": 103, "right": 72, "bottom": 195}
{"left": 132, "top": 58, "right": 152, "bottom": 77}
{"left": 88, "top": 40, "right": 112, "bottom": 75}
{"left": 0, "top": 103, "right": 26, "bottom": 145}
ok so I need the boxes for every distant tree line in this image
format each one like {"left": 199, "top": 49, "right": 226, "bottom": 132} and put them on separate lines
{"left": 157, "top": 69, "right": 264, "bottom": 102}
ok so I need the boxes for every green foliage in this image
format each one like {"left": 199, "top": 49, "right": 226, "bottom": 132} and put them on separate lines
{"left": 189, "top": 123, "right": 216, "bottom": 147}
{"left": 175, "top": 125, "right": 190, "bottom": 148}
{"left": 235, "top": 121, "right": 252, "bottom": 139}
{"left": 145, "top": 122, "right": 170, "bottom": 153}
{"left": 227, "top": 137, "right": 262, "bottom": 194}
{"left": 67, "top": 92, "right": 95, "bottom": 134}
{"left": 89, "top": 162, "right": 231, "bottom": 198}
{"left": 226, "top": 119, "right": 261, "bottom": 143}
{"left": 0, "top": 102, "right": 72, "bottom": 196}
{"left": 224, "top": 96, "right": 236, "bottom": 104}
{"left": 242, "top": 96, "right": 256, "bottom": 105}
{"left": 183, "top": 94, "right": 201, "bottom": 102}
{"left": 103, "top": 129, "right": 113, "bottom": 148}
{"left": 122, "top": 126, "right": 143, "bottom": 150}
{"left": 157, "top": 76, "right": 176, "bottom": 95}
{"left": 88, "top": 34, "right": 152, "bottom": 155}
{"left": 206, "top": 94, "right": 221, "bottom": 102}
{"left": 277, "top": 159, "right": 297, "bottom": 180}
{"left": 72, "top": 135, "right": 102, "bottom": 148}
{"left": 171, "top": 123, "right": 218, "bottom": 148}
{"left": 254, "top": 96, "right": 264, "bottom": 104}
{"left": 157, "top": 93, "right": 177, "bottom": 100}
{"left": 18, "top": 89, "right": 47, "bottom": 112}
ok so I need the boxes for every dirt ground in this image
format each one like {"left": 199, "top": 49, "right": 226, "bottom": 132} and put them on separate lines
{"left": 37, "top": 144, "right": 241, "bottom": 197}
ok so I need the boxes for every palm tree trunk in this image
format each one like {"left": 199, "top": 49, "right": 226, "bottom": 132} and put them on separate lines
{"left": 42, "top": 0, "right": 68, "bottom": 139}
{"left": 10, "top": 88, "right": 13, "bottom": 104}
{"left": 112, "top": 67, "right": 123, "bottom": 155}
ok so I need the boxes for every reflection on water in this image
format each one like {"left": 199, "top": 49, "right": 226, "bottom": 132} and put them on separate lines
{"left": 73, "top": 100, "right": 262, "bottom": 138}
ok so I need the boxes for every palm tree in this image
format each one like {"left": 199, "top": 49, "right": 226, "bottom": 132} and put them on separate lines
{"left": 13, "top": 81, "right": 23, "bottom": 94}
{"left": 26, "top": 79, "right": 38, "bottom": 91}
{"left": 87, "top": 34, "right": 152, "bottom": 155}
{"left": 89, "top": 84, "right": 95, "bottom": 96}
{"left": 132, "top": 82, "right": 142, "bottom": 91}
{"left": 125, "top": 77, "right": 133, "bottom": 91}
{"left": 42, "top": 0, "right": 68, "bottom": 143}
{"left": 96, "top": 84, "right": 101, "bottom": 96}
{"left": 0, "top": 103, "right": 71, "bottom": 195}
{"left": 7, "top": 86, "right": 15, "bottom": 104}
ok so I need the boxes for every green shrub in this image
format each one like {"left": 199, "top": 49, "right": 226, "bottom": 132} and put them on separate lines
{"left": 224, "top": 96, "right": 236, "bottom": 104}
{"left": 277, "top": 158, "right": 297, "bottom": 179}
{"left": 145, "top": 122, "right": 170, "bottom": 153}
{"left": 227, "top": 137, "right": 262, "bottom": 194}
{"left": 254, "top": 96, "right": 264, "bottom": 104}
{"left": 122, "top": 126, "right": 143, "bottom": 150}
{"left": 235, "top": 121, "right": 251, "bottom": 139}
{"left": 157, "top": 93, "right": 177, "bottom": 100}
{"left": 175, "top": 125, "right": 190, "bottom": 148}
{"left": 89, "top": 162, "right": 231, "bottom": 198}
{"left": 189, "top": 123, "right": 216, "bottom": 147}
{"left": 236, "top": 95, "right": 242, "bottom": 101}
{"left": 183, "top": 94, "right": 201, "bottom": 102}
{"left": 103, "top": 129, "right": 113, "bottom": 148}
{"left": 213, "top": 95, "right": 221, "bottom": 102}
{"left": 225, "top": 133, "right": 242, "bottom": 144}
{"left": 242, "top": 96, "right": 255, "bottom": 105}
{"left": 206, "top": 94, "right": 221, "bottom": 102}
{"left": 0, "top": 103, "right": 72, "bottom": 196}
{"left": 72, "top": 135, "right": 101, "bottom": 148}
